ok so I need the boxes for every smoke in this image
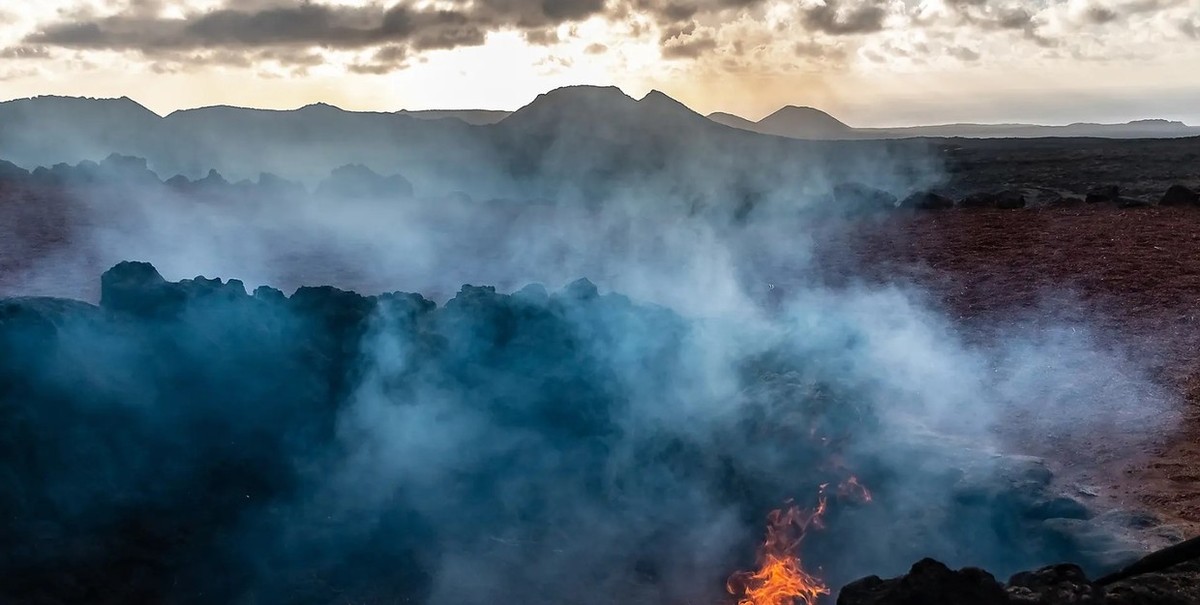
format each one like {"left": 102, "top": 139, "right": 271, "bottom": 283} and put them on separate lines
{"left": 0, "top": 92, "right": 1181, "bottom": 604}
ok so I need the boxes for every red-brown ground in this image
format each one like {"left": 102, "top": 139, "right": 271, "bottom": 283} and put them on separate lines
{"left": 827, "top": 204, "right": 1200, "bottom": 539}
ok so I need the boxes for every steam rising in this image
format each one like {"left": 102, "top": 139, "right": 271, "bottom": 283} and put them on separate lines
{"left": 0, "top": 87, "right": 1179, "bottom": 603}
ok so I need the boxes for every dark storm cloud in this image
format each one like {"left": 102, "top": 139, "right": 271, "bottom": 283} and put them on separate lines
{"left": 991, "top": 7, "right": 1034, "bottom": 30}
{"left": 1085, "top": 6, "right": 1119, "bottom": 23}
{"left": 23, "top": 1, "right": 608, "bottom": 56}
{"left": 802, "top": 0, "right": 888, "bottom": 35}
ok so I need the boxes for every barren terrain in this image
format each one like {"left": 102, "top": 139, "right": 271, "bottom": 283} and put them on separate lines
{"left": 3, "top": 135, "right": 1200, "bottom": 565}
{"left": 826, "top": 203, "right": 1200, "bottom": 543}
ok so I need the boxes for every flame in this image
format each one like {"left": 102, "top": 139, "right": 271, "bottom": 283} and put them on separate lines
{"left": 726, "top": 493, "right": 831, "bottom": 605}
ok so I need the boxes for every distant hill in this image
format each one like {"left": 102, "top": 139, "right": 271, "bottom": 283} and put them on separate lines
{"left": 398, "top": 109, "right": 511, "bottom": 125}
{"left": 710, "top": 106, "right": 853, "bottom": 139}
{"left": 0, "top": 87, "right": 941, "bottom": 215}
{"left": 709, "top": 107, "right": 1198, "bottom": 140}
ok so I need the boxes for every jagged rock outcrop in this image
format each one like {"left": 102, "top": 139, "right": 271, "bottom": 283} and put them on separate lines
{"left": 98, "top": 153, "right": 159, "bottom": 184}
{"left": 838, "top": 559, "right": 1010, "bottom": 605}
{"left": 837, "top": 556, "right": 1200, "bottom": 604}
{"left": 1160, "top": 185, "right": 1199, "bottom": 206}
{"left": 316, "top": 163, "right": 414, "bottom": 199}
{"left": 0, "top": 263, "right": 1181, "bottom": 605}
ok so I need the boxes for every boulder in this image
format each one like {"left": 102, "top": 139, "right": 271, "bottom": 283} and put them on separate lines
{"left": 899, "top": 191, "right": 954, "bottom": 210}
{"left": 996, "top": 190, "right": 1027, "bottom": 209}
{"left": 1006, "top": 564, "right": 1103, "bottom": 604}
{"left": 1105, "top": 559, "right": 1200, "bottom": 605}
{"left": 1086, "top": 186, "right": 1120, "bottom": 204}
{"left": 1160, "top": 185, "right": 1199, "bottom": 207}
{"left": 960, "top": 192, "right": 997, "bottom": 209}
{"left": 837, "top": 558, "right": 1009, "bottom": 605}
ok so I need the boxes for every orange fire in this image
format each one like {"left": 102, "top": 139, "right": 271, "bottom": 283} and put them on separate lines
{"left": 727, "top": 478, "right": 873, "bottom": 605}
{"left": 726, "top": 492, "right": 831, "bottom": 605}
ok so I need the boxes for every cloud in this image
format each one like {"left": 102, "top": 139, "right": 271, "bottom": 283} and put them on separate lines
{"left": 659, "top": 20, "right": 719, "bottom": 58}
{"left": 798, "top": 0, "right": 889, "bottom": 35}
{"left": 947, "top": 45, "right": 981, "bottom": 60}
{"left": 1182, "top": 18, "right": 1200, "bottom": 38}
{"left": 22, "top": 1, "right": 607, "bottom": 59}
{"left": 523, "top": 28, "right": 561, "bottom": 45}
{"left": 349, "top": 44, "right": 409, "bottom": 74}
{"left": 0, "top": 45, "right": 52, "bottom": 59}
{"left": 584, "top": 42, "right": 609, "bottom": 53}
{"left": 1084, "top": 6, "right": 1120, "bottom": 23}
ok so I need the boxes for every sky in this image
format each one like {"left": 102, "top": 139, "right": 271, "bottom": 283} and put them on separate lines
{"left": 0, "top": 0, "right": 1198, "bottom": 126}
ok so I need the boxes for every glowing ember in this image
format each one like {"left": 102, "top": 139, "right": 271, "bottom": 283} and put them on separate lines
{"left": 836, "top": 476, "right": 872, "bottom": 503}
{"left": 726, "top": 492, "right": 831, "bottom": 605}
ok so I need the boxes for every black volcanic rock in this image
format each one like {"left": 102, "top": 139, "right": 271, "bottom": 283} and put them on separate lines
{"left": 99, "top": 153, "right": 159, "bottom": 184}
{"left": 1086, "top": 185, "right": 1120, "bottom": 204}
{"left": 1160, "top": 185, "right": 1199, "bottom": 206}
{"left": 100, "top": 260, "right": 185, "bottom": 317}
{"left": 837, "top": 559, "right": 1010, "bottom": 605}
{"left": 1006, "top": 564, "right": 1102, "bottom": 604}
{"left": 961, "top": 190, "right": 1026, "bottom": 209}
{"left": 899, "top": 191, "right": 954, "bottom": 210}
{"left": 6, "top": 262, "right": 1161, "bottom": 605}
{"left": 996, "top": 190, "right": 1027, "bottom": 209}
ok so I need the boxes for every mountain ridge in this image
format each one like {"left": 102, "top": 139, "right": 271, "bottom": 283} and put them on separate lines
{"left": 3, "top": 90, "right": 1194, "bottom": 138}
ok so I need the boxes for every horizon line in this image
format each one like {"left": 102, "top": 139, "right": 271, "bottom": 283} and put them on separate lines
{"left": 0, "top": 87, "right": 1194, "bottom": 130}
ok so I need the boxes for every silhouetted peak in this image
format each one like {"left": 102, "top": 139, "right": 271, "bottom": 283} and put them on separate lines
{"left": 298, "top": 101, "right": 347, "bottom": 114}
{"left": 707, "top": 111, "right": 759, "bottom": 129}
{"left": 638, "top": 89, "right": 701, "bottom": 116}
{"left": 1125, "top": 118, "right": 1188, "bottom": 127}
{"left": 761, "top": 105, "right": 849, "bottom": 128}
{"left": 504, "top": 84, "right": 712, "bottom": 134}
{"left": 198, "top": 169, "right": 229, "bottom": 186}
